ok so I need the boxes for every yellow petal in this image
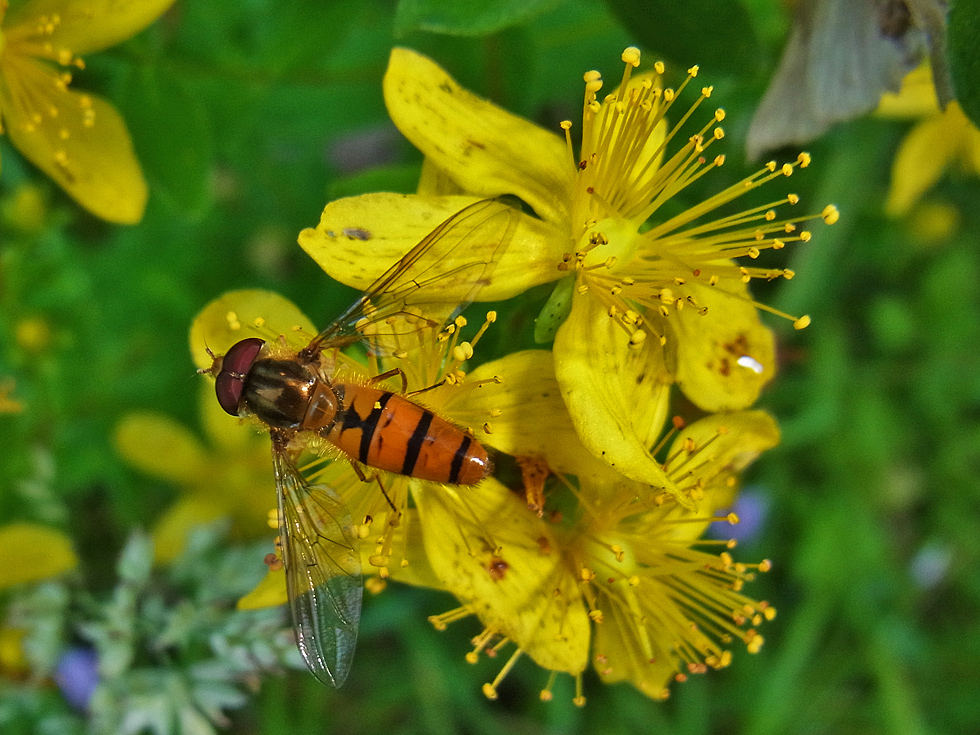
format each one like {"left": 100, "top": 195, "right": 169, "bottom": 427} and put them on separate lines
{"left": 876, "top": 65, "right": 941, "bottom": 119}
{"left": 297, "top": 193, "right": 562, "bottom": 303}
{"left": 0, "top": 523, "right": 78, "bottom": 589}
{"left": 417, "top": 157, "right": 466, "bottom": 196}
{"left": 671, "top": 282, "right": 776, "bottom": 411}
{"left": 451, "top": 350, "right": 622, "bottom": 484}
{"left": 0, "top": 627, "right": 31, "bottom": 677}
{"left": 384, "top": 48, "right": 573, "bottom": 226}
{"left": 885, "top": 112, "right": 958, "bottom": 217}
{"left": 362, "top": 508, "right": 444, "bottom": 590}
{"left": 5, "top": 0, "right": 177, "bottom": 56}
{"left": 553, "top": 291, "right": 676, "bottom": 495}
{"left": 663, "top": 411, "right": 780, "bottom": 538}
{"left": 239, "top": 512, "right": 442, "bottom": 611}
{"left": 1, "top": 57, "right": 146, "bottom": 223}
{"left": 415, "top": 479, "right": 589, "bottom": 674}
{"left": 115, "top": 412, "right": 208, "bottom": 484}
{"left": 151, "top": 495, "right": 225, "bottom": 564}
{"left": 238, "top": 567, "right": 288, "bottom": 610}
{"left": 591, "top": 587, "right": 676, "bottom": 699}
{"left": 952, "top": 102, "right": 980, "bottom": 176}
{"left": 189, "top": 289, "right": 316, "bottom": 370}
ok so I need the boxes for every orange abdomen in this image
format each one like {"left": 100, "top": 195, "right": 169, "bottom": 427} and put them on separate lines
{"left": 322, "top": 385, "right": 490, "bottom": 485}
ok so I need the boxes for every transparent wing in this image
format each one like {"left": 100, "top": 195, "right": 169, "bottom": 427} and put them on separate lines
{"left": 272, "top": 437, "right": 362, "bottom": 687}
{"left": 302, "top": 197, "right": 519, "bottom": 358}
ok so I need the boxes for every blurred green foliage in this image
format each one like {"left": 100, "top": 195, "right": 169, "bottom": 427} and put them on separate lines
{"left": 2, "top": 0, "right": 979, "bottom": 733}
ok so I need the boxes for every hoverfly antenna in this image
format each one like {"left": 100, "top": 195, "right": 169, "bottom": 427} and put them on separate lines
{"left": 197, "top": 339, "right": 223, "bottom": 377}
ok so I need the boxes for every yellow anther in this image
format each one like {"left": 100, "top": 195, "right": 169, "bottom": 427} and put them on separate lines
{"left": 793, "top": 315, "right": 811, "bottom": 330}
{"left": 822, "top": 204, "right": 840, "bottom": 224}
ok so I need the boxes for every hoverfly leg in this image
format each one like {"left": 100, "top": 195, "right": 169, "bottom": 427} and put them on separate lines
{"left": 406, "top": 378, "right": 447, "bottom": 398}
{"left": 349, "top": 462, "right": 369, "bottom": 483}
{"left": 372, "top": 473, "right": 399, "bottom": 515}
{"left": 366, "top": 367, "right": 408, "bottom": 394}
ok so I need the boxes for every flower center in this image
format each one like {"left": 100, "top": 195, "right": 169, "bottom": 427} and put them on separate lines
{"left": 579, "top": 216, "right": 640, "bottom": 271}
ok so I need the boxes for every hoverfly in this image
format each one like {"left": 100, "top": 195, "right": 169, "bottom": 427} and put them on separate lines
{"left": 203, "top": 198, "right": 519, "bottom": 687}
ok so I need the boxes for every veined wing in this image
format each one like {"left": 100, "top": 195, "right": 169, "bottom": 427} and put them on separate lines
{"left": 302, "top": 198, "right": 519, "bottom": 359}
{"left": 272, "top": 436, "right": 362, "bottom": 687}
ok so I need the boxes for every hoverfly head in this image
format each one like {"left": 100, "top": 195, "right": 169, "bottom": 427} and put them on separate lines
{"left": 213, "top": 337, "right": 266, "bottom": 416}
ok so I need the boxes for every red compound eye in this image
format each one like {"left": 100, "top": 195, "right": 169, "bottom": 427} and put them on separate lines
{"left": 215, "top": 337, "right": 265, "bottom": 415}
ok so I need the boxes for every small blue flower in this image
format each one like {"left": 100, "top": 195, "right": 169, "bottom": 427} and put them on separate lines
{"left": 55, "top": 647, "right": 99, "bottom": 710}
{"left": 711, "top": 487, "right": 770, "bottom": 544}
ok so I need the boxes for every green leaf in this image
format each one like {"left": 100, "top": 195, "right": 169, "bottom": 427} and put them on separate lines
{"left": 949, "top": 0, "right": 980, "bottom": 128}
{"left": 604, "top": 0, "right": 761, "bottom": 76}
{"left": 394, "top": 0, "right": 560, "bottom": 36}
{"left": 121, "top": 67, "right": 213, "bottom": 219}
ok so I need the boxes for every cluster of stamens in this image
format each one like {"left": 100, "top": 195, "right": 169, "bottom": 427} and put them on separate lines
{"left": 553, "top": 48, "right": 839, "bottom": 349}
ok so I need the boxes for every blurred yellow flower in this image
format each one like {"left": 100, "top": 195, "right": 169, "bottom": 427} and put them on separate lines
{"left": 878, "top": 65, "right": 980, "bottom": 217}
{"left": 0, "top": 0, "right": 176, "bottom": 223}
{"left": 0, "top": 521, "right": 77, "bottom": 590}
{"left": 0, "top": 377, "right": 23, "bottom": 412}
{"left": 299, "top": 47, "right": 835, "bottom": 498}
{"left": 0, "top": 626, "right": 29, "bottom": 678}
{"left": 115, "top": 382, "right": 275, "bottom": 564}
{"left": 0, "top": 522, "right": 76, "bottom": 680}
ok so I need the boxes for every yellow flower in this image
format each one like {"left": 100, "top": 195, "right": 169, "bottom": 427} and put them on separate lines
{"left": 0, "top": 521, "right": 77, "bottom": 590}
{"left": 298, "top": 47, "right": 835, "bottom": 497}
{"left": 571, "top": 411, "right": 779, "bottom": 699}
{"left": 425, "top": 408, "right": 780, "bottom": 703}
{"left": 0, "top": 0, "right": 175, "bottom": 223}
{"left": 0, "top": 376, "right": 22, "bottom": 412}
{"left": 189, "top": 291, "right": 590, "bottom": 610}
{"left": 878, "top": 65, "right": 980, "bottom": 217}
{"left": 0, "top": 523, "right": 76, "bottom": 680}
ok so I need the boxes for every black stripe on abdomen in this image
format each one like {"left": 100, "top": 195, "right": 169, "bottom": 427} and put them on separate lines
{"left": 449, "top": 435, "right": 472, "bottom": 484}
{"left": 340, "top": 391, "right": 393, "bottom": 464}
{"left": 401, "top": 410, "right": 433, "bottom": 476}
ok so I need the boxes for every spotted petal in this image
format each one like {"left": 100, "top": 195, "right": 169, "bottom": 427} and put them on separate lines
{"left": 384, "top": 47, "right": 573, "bottom": 226}
{"left": 415, "top": 479, "right": 589, "bottom": 674}
{"left": 297, "top": 192, "right": 562, "bottom": 301}
{"left": 671, "top": 281, "right": 777, "bottom": 411}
